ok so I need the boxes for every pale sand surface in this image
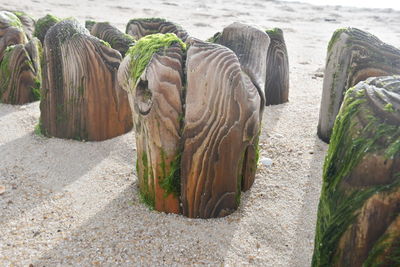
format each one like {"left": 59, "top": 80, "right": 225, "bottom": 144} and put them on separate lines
{"left": 1, "top": 0, "right": 400, "bottom": 266}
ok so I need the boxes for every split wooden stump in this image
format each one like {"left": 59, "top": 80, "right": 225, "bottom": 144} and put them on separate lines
{"left": 313, "top": 76, "right": 400, "bottom": 267}
{"left": 126, "top": 18, "right": 188, "bottom": 41}
{"left": 265, "top": 28, "right": 289, "bottom": 105}
{"left": 317, "top": 27, "right": 400, "bottom": 143}
{"left": 119, "top": 23, "right": 268, "bottom": 218}
{"left": 39, "top": 19, "right": 132, "bottom": 141}
{"left": 0, "top": 11, "right": 42, "bottom": 104}
{"left": 89, "top": 22, "right": 135, "bottom": 57}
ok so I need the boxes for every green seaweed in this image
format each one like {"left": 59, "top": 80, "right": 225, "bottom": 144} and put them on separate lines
{"left": 384, "top": 103, "right": 395, "bottom": 112}
{"left": 265, "top": 27, "right": 282, "bottom": 36}
{"left": 364, "top": 232, "right": 400, "bottom": 267}
{"left": 327, "top": 28, "right": 348, "bottom": 53}
{"left": 0, "top": 46, "right": 13, "bottom": 100}
{"left": 126, "top": 33, "right": 186, "bottom": 88}
{"left": 312, "top": 85, "right": 400, "bottom": 266}
{"left": 84, "top": 20, "right": 96, "bottom": 30}
{"left": 34, "top": 119, "right": 44, "bottom": 136}
{"left": 7, "top": 12, "right": 23, "bottom": 29}
{"left": 31, "top": 77, "right": 41, "bottom": 101}
{"left": 138, "top": 151, "right": 155, "bottom": 209}
{"left": 99, "top": 39, "right": 111, "bottom": 48}
{"left": 159, "top": 150, "right": 181, "bottom": 197}
{"left": 33, "top": 14, "right": 60, "bottom": 42}
{"left": 206, "top": 32, "right": 221, "bottom": 43}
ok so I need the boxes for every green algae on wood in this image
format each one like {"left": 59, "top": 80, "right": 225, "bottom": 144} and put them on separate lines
{"left": 89, "top": 22, "right": 135, "bottom": 56}
{"left": 125, "top": 18, "right": 189, "bottom": 41}
{"left": 0, "top": 37, "right": 42, "bottom": 104}
{"left": 312, "top": 76, "right": 400, "bottom": 267}
{"left": 33, "top": 14, "right": 60, "bottom": 43}
{"left": 118, "top": 35, "right": 185, "bottom": 214}
{"left": 126, "top": 33, "right": 186, "bottom": 87}
{"left": 317, "top": 27, "right": 400, "bottom": 143}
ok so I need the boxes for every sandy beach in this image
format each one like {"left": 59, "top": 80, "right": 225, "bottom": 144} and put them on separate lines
{"left": 1, "top": 0, "right": 400, "bottom": 265}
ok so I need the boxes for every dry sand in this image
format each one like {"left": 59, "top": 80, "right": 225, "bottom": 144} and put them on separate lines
{"left": 1, "top": 0, "right": 400, "bottom": 266}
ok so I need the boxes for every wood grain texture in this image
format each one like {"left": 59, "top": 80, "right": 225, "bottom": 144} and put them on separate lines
{"left": 90, "top": 22, "right": 134, "bottom": 57}
{"left": 214, "top": 22, "right": 269, "bottom": 111}
{"left": 12, "top": 11, "right": 35, "bottom": 40}
{"left": 317, "top": 28, "right": 400, "bottom": 143}
{"left": 118, "top": 43, "right": 184, "bottom": 213}
{"left": 40, "top": 19, "right": 132, "bottom": 141}
{"left": 0, "top": 11, "right": 27, "bottom": 60}
{"left": 126, "top": 18, "right": 188, "bottom": 41}
{"left": 0, "top": 37, "right": 41, "bottom": 104}
{"left": 312, "top": 76, "right": 400, "bottom": 267}
{"left": 265, "top": 28, "right": 289, "bottom": 105}
{"left": 181, "top": 38, "right": 262, "bottom": 218}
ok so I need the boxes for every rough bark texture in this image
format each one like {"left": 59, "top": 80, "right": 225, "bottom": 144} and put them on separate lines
{"left": 312, "top": 76, "right": 400, "bottom": 267}
{"left": 126, "top": 18, "right": 188, "bottom": 41}
{"left": 265, "top": 28, "right": 289, "bottom": 105}
{"left": 40, "top": 19, "right": 132, "bottom": 141}
{"left": 181, "top": 38, "right": 262, "bottom": 218}
{"left": 0, "top": 38, "right": 41, "bottom": 104}
{"left": 317, "top": 28, "right": 400, "bottom": 143}
{"left": 33, "top": 14, "right": 60, "bottom": 43}
{"left": 90, "top": 22, "right": 134, "bottom": 57}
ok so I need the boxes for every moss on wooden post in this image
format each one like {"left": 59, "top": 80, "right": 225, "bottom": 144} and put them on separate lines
{"left": 312, "top": 76, "right": 400, "bottom": 267}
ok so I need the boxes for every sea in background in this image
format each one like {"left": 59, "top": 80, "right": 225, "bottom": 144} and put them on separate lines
{"left": 281, "top": 0, "right": 399, "bottom": 10}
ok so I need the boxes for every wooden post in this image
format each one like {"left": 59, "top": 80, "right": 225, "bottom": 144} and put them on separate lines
{"left": 0, "top": 11, "right": 41, "bottom": 104}
{"left": 265, "top": 28, "right": 289, "bottom": 105}
{"left": 0, "top": 11, "right": 27, "bottom": 59}
{"left": 317, "top": 28, "right": 400, "bottom": 143}
{"left": 33, "top": 14, "right": 60, "bottom": 43}
{"left": 125, "top": 18, "right": 188, "bottom": 41}
{"left": 0, "top": 38, "right": 41, "bottom": 104}
{"left": 12, "top": 11, "right": 35, "bottom": 40}
{"left": 118, "top": 33, "right": 185, "bottom": 213}
{"left": 119, "top": 22, "right": 267, "bottom": 218}
{"left": 90, "top": 22, "right": 135, "bottom": 57}
{"left": 211, "top": 22, "right": 269, "bottom": 192}
{"left": 40, "top": 19, "right": 132, "bottom": 141}
{"left": 312, "top": 76, "right": 400, "bottom": 267}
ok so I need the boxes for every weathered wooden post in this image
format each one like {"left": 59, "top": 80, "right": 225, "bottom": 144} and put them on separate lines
{"left": 312, "top": 76, "right": 400, "bottom": 267}
{"left": 119, "top": 22, "right": 268, "bottom": 218}
{"left": 265, "top": 28, "right": 289, "bottom": 105}
{"left": 317, "top": 27, "right": 400, "bottom": 142}
{"left": 12, "top": 11, "right": 35, "bottom": 40}
{"left": 33, "top": 14, "right": 60, "bottom": 44}
{"left": 0, "top": 11, "right": 41, "bottom": 104}
{"left": 39, "top": 19, "right": 132, "bottom": 141}
{"left": 125, "top": 18, "right": 188, "bottom": 41}
{"left": 89, "top": 22, "right": 135, "bottom": 57}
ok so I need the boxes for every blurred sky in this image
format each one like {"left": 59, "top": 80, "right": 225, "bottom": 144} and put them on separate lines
{"left": 282, "top": 0, "right": 399, "bottom": 10}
